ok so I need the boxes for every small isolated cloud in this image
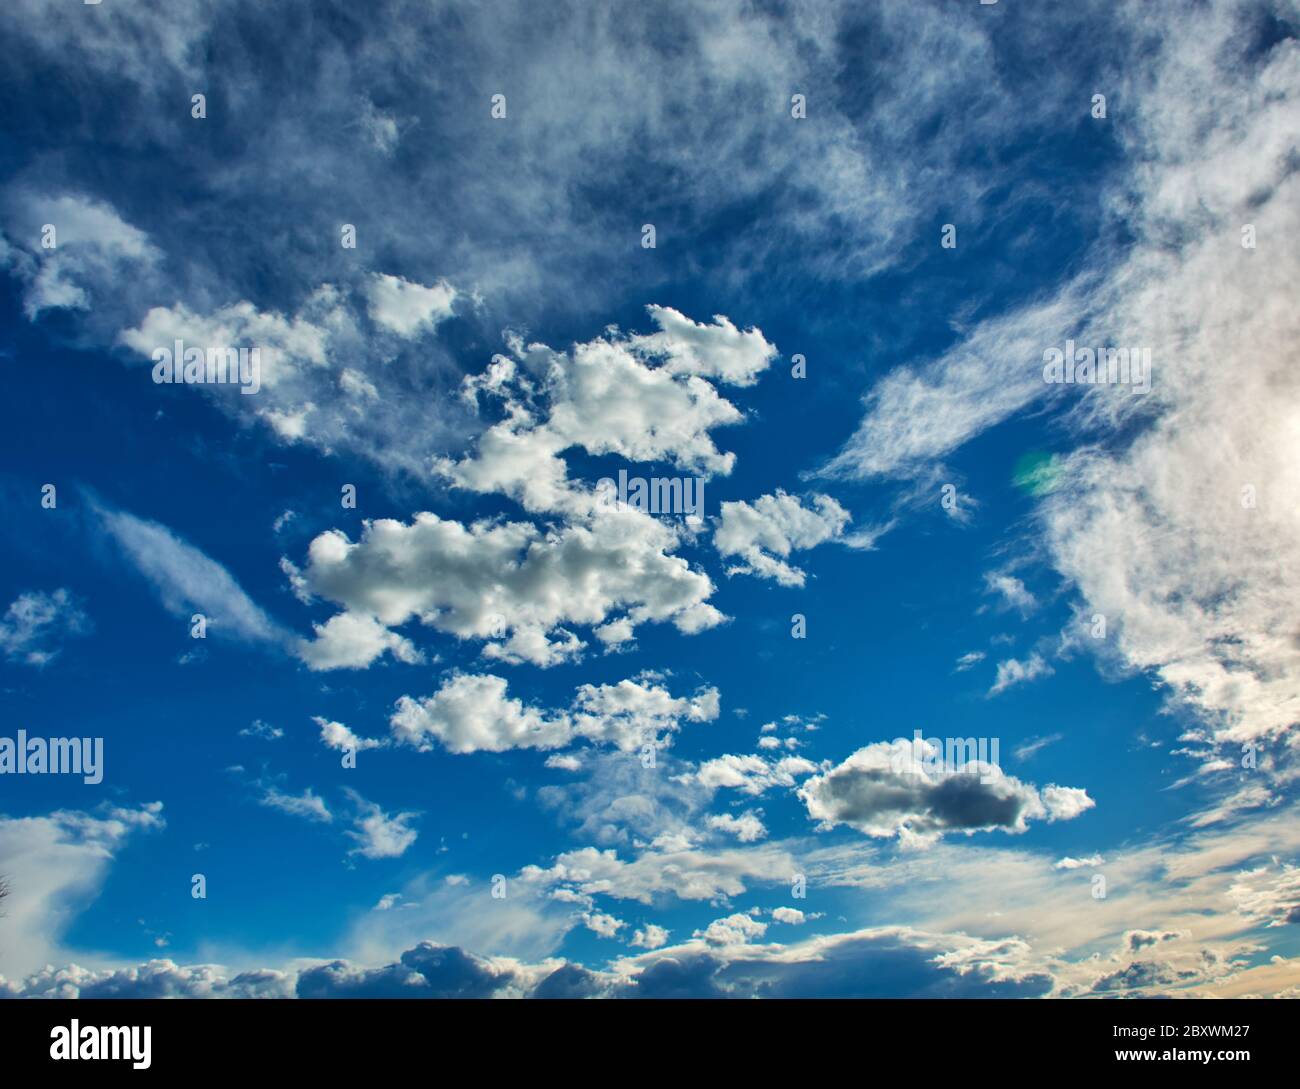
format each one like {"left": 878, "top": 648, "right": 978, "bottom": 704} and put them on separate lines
{"left": 630, "top": 924, "right": 670, "bottom": 950}
{"left": 99, "top": 506, "right": 287, "bottom": 646}
{"left": 954, "top": 651, "right": 985, "bottom": 673}
{"left": 694, "top": 913, "right": 768, "bottom": 946}
{"left": 1054, "top": 854, "right": 1105, "bottom": 871}
{"left": 583, "top": 912, "right": 627, "bottom": 939}
{"left": 797, "top": 738, "right": 1093, "bottom": 843}
{"left": 988, "top": 653, "right": 1054, "bottom": 696}
{"left": 0, "top": 588, "right": 90, "bottom": 666}
{"left": 239, "top": 720, "right": 283, "bottom": 741}
{"left": 1014, "top": 733, "right": 1063, "bottom": 761}
{"left": 258, "top": 785, "right": 332, "bottom": 824}
{"left": 984, "top": 572, "right": 1038, "bottom": 616}
{"left": 344, "top": 788, "right": 419, "bottom": 860}
{"left": 714, "top": 491, "right": 871, "bottom": 587}
{"left": 313, "top": 716, "right": 385, "bottom": 753}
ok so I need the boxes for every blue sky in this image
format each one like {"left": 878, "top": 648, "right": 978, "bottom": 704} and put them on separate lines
{"left": 1, "top": 0, "right": 1298, "bottom": 999}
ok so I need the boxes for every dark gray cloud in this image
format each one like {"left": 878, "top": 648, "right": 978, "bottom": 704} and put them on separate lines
{"left": 296, "top": 942, "right": 514, "bottom": 998}
{"left": 3, "top": 927, "right": 1057, "bottom": 999}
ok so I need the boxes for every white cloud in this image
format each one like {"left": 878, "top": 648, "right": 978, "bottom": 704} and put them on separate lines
{"left": 392, "top": 673, "right": 571, "bottom": 754}
{"left": 630, "top": 924, "right": 670, "bottom": 950}
{"left": 296, "top": 611, "right": 422, "bottom": 672}
{"left": 99, "top": 506, "right": 287, "bottom": 646}
{"left": 1, "top": 192, "right": 159, "bottom": 318}
{"left": 988, "top": 653, "right": 1053, "bottom": 696}
{"left": 694, "top": 912, "right": 767, "bottom": 945}
{"left": 258, "top": 786, "right": 332, "bottom": 824}
{"left": 689, "top": 753, "right": 819, "bottom": 797}
{"left": 239, "top": 720, "right": 283, "bottom": 741}
{"left": 520, "top": 842, "right": 795, "bottom": 905}
{"left": 344, "top": 789, "right": 420, "bottom": 860}
{"left": 0, "top": 802, "right": 164, "bottom": 978}
{"left": 0, "top": 588, "right": 89, "bottom": 666}
{"left": 582, "top": 912, "right": 627, "bottom": 939}
{"left": 436, "top": 306, "right": 775, "bottom": 514}
{"left": 1054, "top": 854, "right": 1105, "bottom": 871}
{"left": 817, "top": 1, "right": 1300, "bottom": 768}
{"left": 390, "top": 672, "right": 718, "bottom": 755}
{"left": 313, "top": 716, "right": 385, "bottom": 753}
{"left": 1013, "top": 733, "right": 1062, "bottom": 761}
{"left": 289, "top": 510, "right": 722, "bottom": 669}
{"left": 984, "top": 573, "right": 1037, "bottom": 615}
{"left": 706, "top": 811, "right": 768, "bottom": 843}
{"left": 714, "top": 491, "right": 872, "bottom": 587}
{"left": 1228, "top": 863, "right": 1300, "bottom": 928}
{"left": 365, "top": 273, "right": 456, "bottom": 337}
{"left": 115, "top": 283, "right": 467, "bottom": 478}
{"left": 820, "top": 286, "right": 1089, "bottom": 480}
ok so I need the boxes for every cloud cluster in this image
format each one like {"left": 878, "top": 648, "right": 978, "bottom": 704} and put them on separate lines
{"left": 436, "top": 306, "right": 776, "bottom": 515}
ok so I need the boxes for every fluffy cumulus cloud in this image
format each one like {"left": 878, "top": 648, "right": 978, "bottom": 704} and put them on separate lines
{"left": 630, "top": 924, "right": 671, "bottom": 950}
{"left": 797, "top": 738, "right": 1093, "bottom": 843}
{"left": 296, "top": 611, "right": 422, "bottom": 672}
{"left": 288, "top": 509, "right": 723, "bottom": 669}
{"left": 314, "top": 716, "right": 385, "bottom": 753}
{"left": 390, "top": 672, "right": 719, "bottom": 754}
{"left": 713, "top": 491, "right": 875, "bottom": 587}
{"left": 689, "top": 753, "right": 820, "bottom": 797}
{"left": 706, "top": 811, "right": 768, "bottom": 843}
{"left": 364, "top": 273, "right": 457, "bottom": 337}
{"left": 436, "top": 306, "right": 776, "bottom": 515}
{"left": 695, "top": 912, "right": 768, "bottom": 945}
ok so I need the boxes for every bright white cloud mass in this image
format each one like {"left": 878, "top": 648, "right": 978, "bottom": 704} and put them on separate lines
{"left": 1, "top": 0, "right": 1298, "bottom": 1013}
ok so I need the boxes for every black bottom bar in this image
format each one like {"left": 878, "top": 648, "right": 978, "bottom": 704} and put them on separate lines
{"left": 2, "top": 997, "right": 1289, "bottom": 1075}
